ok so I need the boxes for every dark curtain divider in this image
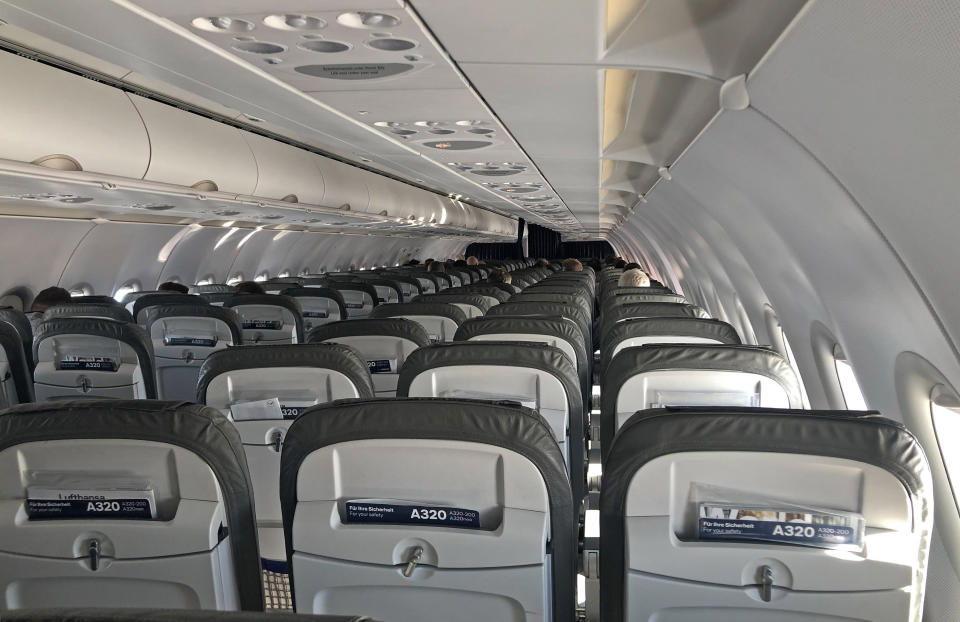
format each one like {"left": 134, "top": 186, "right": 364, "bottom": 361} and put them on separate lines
{"left": 560, "top": 240, "right": 614, "bottom": 260}
{"left": 464, "top": 241, "right": 522, "bottom": 260}
{"left": 467, "top": 220, "right": 611, "bottom": 261}
{"left": 526, "top": 222, "right": 562, "bottom": 260}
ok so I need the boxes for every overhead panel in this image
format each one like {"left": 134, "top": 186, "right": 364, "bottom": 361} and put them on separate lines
{"left": 132, "top": 0, "right": 579, "bottom": 232}
{"left": 414, "top": 0, "right": 806, "bottom": 239}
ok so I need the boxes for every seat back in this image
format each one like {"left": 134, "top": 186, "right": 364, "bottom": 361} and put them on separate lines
{"left": 369, "top": 302, "right": 466, "bottom": 343}
{"left": 132, "top": 293, "right": 207, "bottom": 323}
{"left": 3, "top": 609, "right": 370, "bottom": 622}
{"left": 489, "top": 300, "right": 593, "bottom": 356}
{"left": 458, "top": 284, "right": 511, "bottom": 304}
{"left": 0, "top": 305, "right": 35, "bottom": 368}
{"left": 0, "top": 320, "right": 33, "bottom": 406}
{"left": 600, "top": 302, "right": 710, "bottom": 349}
{"left": 70, "top": 296, "right": 121, "bottom": 307}
{"left": 324, "top": 283, "right": 379, "bottom": 320}
{"left": 143, "top": 305, "right": 242, "bottom": 401}
{"left": 197, "top": 344, "right": 374, "bottom": 563}
{"left": 121, "top": 290, "right": 164, "bottom": 313}
{"left": 33, "top": 318, "right": 156, "bottom": 400}
{"left": 601, "top": 317, "right": 742, "bottom": 375}
{"left": 264, "top": 278, "right": 304, "bottom": 294}
{"left": 280, "top": 398, "right": 576, "bottom": 622}
{"left": 0, "top": 400, "right": 262, "bottom": 611}
{"left": 369, "top": 273, "right": 422, "bottom": 302}
{"left": 281, "top": 287, "right": 348, "bottom": 331}
{"left": 43, "top": 304, "right": 134, "bottom": 324}
{"left": 398, "top": 342, "right": 585, "bottom": 504}
{"left": 411, "top": 293, "right": 493, "bottom": 318}
{"left": 189, "top": 284, "right": 234, "bottom": 294}
{"left": 223, "top": 295, "right": 304, "bottom": 344}
{"left": 600, "top": 408, "right": 932, "bottom": 622}
{"left": 513, "top": 292, "right": 593, "bottom": 321}
{"left": 360, "top": 279, "right": 403, "bottom": 305}
{"left": 455, "top": 314, "right": 590, "bottom": 402}
{"left": 308, "top": 318, "right": 430, "bottom": 397}
{"left": 601, "top": 344, "right": 803, "bottom": 454}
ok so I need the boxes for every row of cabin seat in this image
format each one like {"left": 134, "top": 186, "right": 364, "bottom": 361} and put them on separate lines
{"left": 3, "top": 610, "right": 370, "bottom": 622}
{"left": 0, "top": 269, "right": 933, "bottom": 620}
{"left": 2, "top": 271, "right": 513, "bottom": 409}
{"left": 0, "top": 396, "right": 929, "bottom": 622}
{"left": 590, "top": 271, "right": 934, "bottom": 620}
{"left": 0, "top": 397, "right": 576, "bottom": 621}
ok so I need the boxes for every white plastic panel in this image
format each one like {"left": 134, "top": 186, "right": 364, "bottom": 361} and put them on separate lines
{"left": 205, "top": 365, "right": 364, "bottom": 561}
{"left": 315, "top": 157, "right": 369, "bottom": 212}
{"left": 615, "top": 370, "right": 790, "bottom": 433}
{"left": 0, "top": 53, "right": 150, "bottom": 178}
{"left": 131, "top": 94, "right": 257, "bottom": 194}
{"left": 291, "top": 438, "right": 550, "bottom": 620}
{"left": 242, "top": 132, "right": 325, "bottom": 204}
{"left": 406, "top": 366, "right": 570, "bottom": 471}
{"left": 621, "top": 451, "right": 918, "bottom": 621}
{"left": 0, "top": 438, "right": 236, "bottom": 611}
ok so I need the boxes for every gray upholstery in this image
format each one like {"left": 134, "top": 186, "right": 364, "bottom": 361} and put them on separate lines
{"left": 32, "top": 318, "right": 157, "bottom": 400}
{"left": 0, "top": 400, "right": 262, "bottom": 611}
{"left": 600, "top": 407, "right": 933, "bottom": 622}
{"left": 279, "top": 398, "right": 576, "bottom": 622}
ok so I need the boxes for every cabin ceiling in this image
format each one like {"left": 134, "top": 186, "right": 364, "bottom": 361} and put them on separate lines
{"left": 0, "top": 0, "right": 805, "bottom": 239}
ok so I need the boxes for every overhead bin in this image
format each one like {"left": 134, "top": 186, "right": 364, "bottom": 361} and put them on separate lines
{"left": 0, "top": 52, "right": 149, "bottom": 179}
{"left": 314, "top": 157, "right": 370, "bottom": 212}
{"left": 131, "top": 94, "right": 258, "bottom": 195}
{"left": 242, "top": 132, "right": 325, "bottom": 204}
{"left": 366, "top": 174, "right": 445, "bottom": 223}
{"left": 0, "top": 54, "right": 516, "bottom": 239}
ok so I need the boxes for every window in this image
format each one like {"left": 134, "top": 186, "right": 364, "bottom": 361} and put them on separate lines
{"left": 834, "top": 345, "right": 868, "bottom": 410}
{"left": 68, "top": 284, "right": 92, "bottom": 297}
{"left": 278, "top": 270, "right": 291, "bottom": 278}
{"left": 195, "top": 276, "right": 214, "bottom": 286}
{"left": 113, "top": 281, "right": 141, "bottom": 303}
{"left": 254, "top": 272, "right": 269, "bottom": 282}
{"left": 931, "top": 386, "right": 960, "bottom": 511}
{"left": 226, "top": 274, "right": 243, "bottom": 285}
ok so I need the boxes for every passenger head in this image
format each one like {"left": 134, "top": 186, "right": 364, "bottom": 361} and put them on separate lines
{"left": 454, "top": 259, "right": 467, "bottom": 267}
{"left": 428, "top": 261, "right": 446, "bottom": 273}
{"left": 536, "top": 258, "right": 550, "bottom": 267}
{"left": 623, "top": 262, "right": 642, "bottom": 271}
{"left": 406, "top": 259, "right": 420, "bottom": 266}
{"left": 562, "top": 258, "right": 583, "bottom": 272}
{"left": 234, "top": 281, "right": 266, "bottom": 295}
{"left": 466, "top": 256, "right": 479, "bottom": 266}
{"left": 614, "top": 259, "right": 627, "bottom": 269}
{"left": 158, "top": 281, "right": 189, "bottom": 294}
{"left": 424, "top": 258, "right": 435, "bottom": 268}
{"left": 618, "top": 268, "right": 650, "bottom": 288}
{"left": 455, "top": 254, "right": 465, "bottom": 261}
{"left": 30, "top": 286, "right": 72, "bottom": 313}
{"left": 488, "top": 268, "right": 512, "bottom": 284}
